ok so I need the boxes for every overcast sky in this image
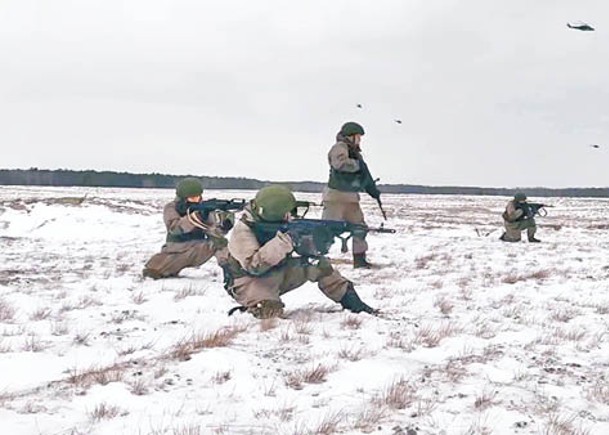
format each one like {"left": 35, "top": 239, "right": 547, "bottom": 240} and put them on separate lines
{"left": 1, "top": 0, "right": 607, "bottom": 188}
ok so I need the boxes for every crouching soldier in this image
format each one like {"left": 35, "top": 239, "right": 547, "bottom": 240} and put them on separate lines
{"left": 143, "top": 178, "right": 231, "bottom": 279}
{"left": 222, "top": 185, "right": 376, "bottom": 319}
{"left": 500, "top": 192, "right": 541, "bottom": 243}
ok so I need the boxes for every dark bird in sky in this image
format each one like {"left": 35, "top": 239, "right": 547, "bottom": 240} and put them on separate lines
{"left": 356, "top": 104, "right": 363, "bottom": 109}
{"left": 590, "top": 144, "right": 601, "bottom": 149}
{"left": 567, "top": 22, "right": 595, "bottom": 31}
{"left": 394, "top": 119, "right": 402, "bottom": 124}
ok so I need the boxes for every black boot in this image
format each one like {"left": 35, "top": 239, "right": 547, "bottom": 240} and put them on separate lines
{"left": 499, "top": 233, "right": 519, "bottom": 243}
{"left": 339, "top": 285, "right": 377, "bottom": 314}
{"left": 528, "top": 237, "right": 541, "bottom": 243}
{"left": 353, "top": 253, "right": 372, "bottom": 269}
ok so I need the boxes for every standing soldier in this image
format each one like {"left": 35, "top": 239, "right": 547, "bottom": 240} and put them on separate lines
{"left": 222, "top": 185, "right": 376, "bottom": 319}
{"left": 322, "top": 122, "right": 382, "bottom": 268}
{"left": 143, "top": 178, "right": 231, "bottom": 279}
{"left": 500, "top": 192, "right": 541, "bottom": 243}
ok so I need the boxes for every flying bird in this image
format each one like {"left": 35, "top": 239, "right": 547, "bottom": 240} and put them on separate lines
{"left": 356, "top": 104, "right": 363, "bottom": 109}
{"left": 394, "top": 119, "right": 402, "bottom": 124}
{"left": 589, "top": 144, "right": 601, "bottom": 149}
{"left": 567, "top": 22, "right": 595, "bottom": 31}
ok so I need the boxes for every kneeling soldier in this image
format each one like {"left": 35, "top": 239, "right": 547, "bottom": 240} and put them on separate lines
{"left": 222, "top": 185, "right": 376, "bottom": 319}
{"left": 143, "top": 178, "right": 230, "bottom": 279}
{"left": 500, "top": 192, "right": 541, "bottom": 243}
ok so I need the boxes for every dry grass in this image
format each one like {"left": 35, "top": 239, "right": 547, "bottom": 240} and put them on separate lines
{"left": 174, "top": 285, "right": 206, "bottom": 301}
{"left": 313, "top": 411, "right": 344, "bottom": 435}
{"left": 77, "top": 295, "right": 102, "bottom": 309}
{"left": 502, "top": 269, "right": 552, "bottom": 284}
{"left": 280, "top": 328, "right": 292, "bottom": 342}
{"left": 73, "top": 332, "right": 91, "bottom": 346}
{"left": 0, "top": 298, "right": 15, "bottom": 322}
{"left": 542, "top": 414, "right": 591, "bottom": 435}
{"left": 294, "top": 319, "right": 313, "bottom": 335}
{"left": 285, "top": 363, "right": 333, "bottom": 390}
{"left": 352, "top": 407, "right": 386, "bottom": 433}
{"left": 337, "top": 346, "right": 366, "bottom": 362}
{"left": 212, "top": 370, "right": 232, "bottom": 384}
{"left": 171, "top": 425, "right": 204, "bottom": 435}
{"left": 373, "top": 377, "right": 416, "bottom": 410}
{"left": 474, "top": 388, "right": 499, "bottom": 411}
{"left": 22, "top": 334, "right": 49, "bottom": 352}
{"left": 131, "top": 291, "right": 148, "bottom": 305}
{"left": 587, "top": 383, "right": 609, "bottom": 405}
{"left": 254, "top": 404, "right": 295, "bottom": 422}
{"left": 29, "top": 307, "right": 52, "bottom": 321}
{"left": 414, "top": 322, "right": 461, "bottom": 348}
{"left": 473, "top": 321, "right": 497, "bottom": 339}
{"left": 341, "top": 315, "right": 363, "bottom": 330}
{"left": 171, "top": 325, "right": 246, "bottom": 361}
{"left": 51, "top": 321, "right": 69, "bottom": 336}
{"left": 89, "top": 402, "right": 126, "bottom": 421}
{"left": 594, "top": 302, "right": 609, "bottom": 315}
{"left": 442, "top": 360, "right": 469, "bottom": 383}
{"left": 415, "top": 253, "right": 439, "bottom": 269}
{"left": 111, "top": 309, "right": 139, "bottom": 324}
{"left": 386, "top": 332, "right": 416, "bottom": 352}
{"left": 117, "top": 341, "right": 154, "bottom": 356}
{"left": 550, "top": 308, "right": 579, "bottom": 323}
{"left": 68, "top": 364, "right": 125, "bottom": 388}
{"left": 129, "top": 378, "right": 149, "bottom": 395}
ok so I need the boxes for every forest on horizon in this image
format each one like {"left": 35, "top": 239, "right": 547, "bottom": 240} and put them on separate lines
{"left": 1, "top": 168, "right": 607, "bottom": 198}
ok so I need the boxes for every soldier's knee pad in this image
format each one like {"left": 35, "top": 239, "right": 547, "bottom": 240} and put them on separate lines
{"left": 248, "top": 300, "right": 285, "bottom": 319}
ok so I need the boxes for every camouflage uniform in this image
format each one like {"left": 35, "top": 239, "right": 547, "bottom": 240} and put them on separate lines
{"left": 222, "top": 206, "right": 374, "bottom": 318}
{"left": 143, "top": 199, "right": 229, "bottom": 279}
{"left": 322, "top": 132, "right": 374, "bottom": 261}
{"left": 501, "top": 199, "right": 538, "bottom": 242}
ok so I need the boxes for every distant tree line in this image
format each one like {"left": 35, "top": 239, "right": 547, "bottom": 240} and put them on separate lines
{"left": 0, "top": 168, "right": 607, "bottom": 198}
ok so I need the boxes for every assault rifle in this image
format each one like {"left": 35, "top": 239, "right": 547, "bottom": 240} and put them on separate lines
{"left": 517, "top": 202, "right": 553, "bottom": 219}
{"left": 360, "top": 160, "right": 387, "bottom": 220}
{"left": 290, "top": 200, "right": 321, "bottom": 218}
{"left": 181, "top": 198, "right": 247, "bottom": 218}
{"left": 251, "top": 218, "right": 396, "bottom": 259}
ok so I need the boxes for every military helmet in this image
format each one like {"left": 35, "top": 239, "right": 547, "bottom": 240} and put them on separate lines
{"left": 514, "top": 192, "right": 527, "bottom": 201}
{"left": 176, "top": 177, "right": 203, "bottom": 199}
{"left": 253, "top": 185, "right": 296, "bottom": 222}
{"left": 340, "top": 122, "right": 365, "bottom": 136}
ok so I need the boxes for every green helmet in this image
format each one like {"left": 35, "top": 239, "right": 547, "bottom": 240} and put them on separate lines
{"left": 176, "top": 178, "right": 203, "bottom": 199}
{"left": 514, "top": 192, "right": 527, "bottom": 201}
{"left": 340, "top": 122, "right": 365, "bottom": 136}
{"left": 253, "top": 185, "right": 296, "bottom": 222}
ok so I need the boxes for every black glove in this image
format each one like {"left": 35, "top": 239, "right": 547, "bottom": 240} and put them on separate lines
{"left": 175, "top": 200, "right": 189, "bottom": 216}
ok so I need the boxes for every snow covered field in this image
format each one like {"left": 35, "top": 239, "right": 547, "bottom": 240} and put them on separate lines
{"left": 1, "top": 185, "right": 608, "bottom": 435}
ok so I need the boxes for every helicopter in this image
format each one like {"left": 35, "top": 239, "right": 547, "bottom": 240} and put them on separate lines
{"left": 567, "top": 21, "right": 595, "bottom": 31}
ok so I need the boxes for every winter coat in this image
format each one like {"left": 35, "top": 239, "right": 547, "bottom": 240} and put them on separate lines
{"left": 502, "top": 200, "right": 525, "bottom": 223}
{"left": 225, "top": 207, "right": 294, "bottom": 277}
{"left": 164, "top": 199, "right": 215, "bottom": 243}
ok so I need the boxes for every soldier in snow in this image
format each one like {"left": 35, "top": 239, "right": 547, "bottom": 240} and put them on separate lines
{"left": 221, "top": 185, "right": 376, "bottom": 319}
{"left": 322, "top": 122, "right": 382, "bottom": 268}
{"left": 500, "top": 192, "right": 541, "bottom": 243}
{"left": 143, "top": 178, "right": 231, "bottom": 279}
